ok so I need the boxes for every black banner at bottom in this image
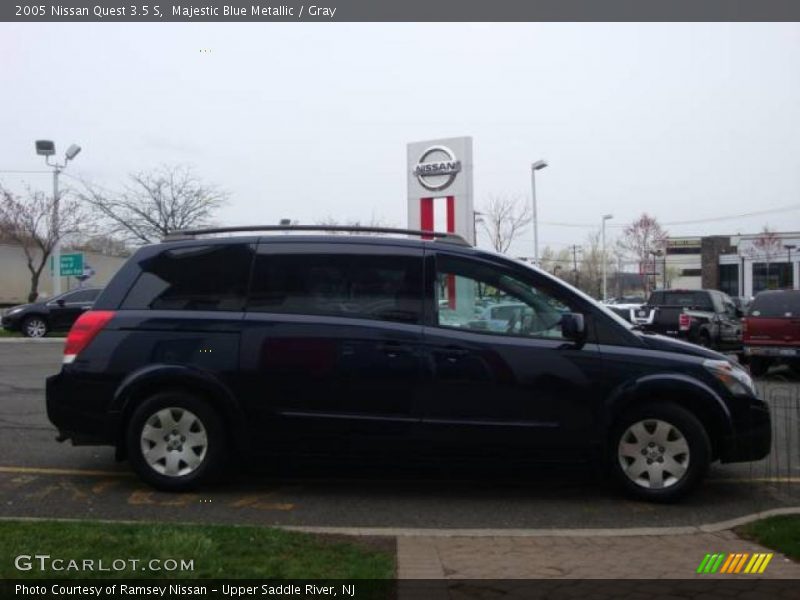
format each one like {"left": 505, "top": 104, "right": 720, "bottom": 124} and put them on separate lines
{"left": 2, "top": 579, "right": 799, "bottom": 600}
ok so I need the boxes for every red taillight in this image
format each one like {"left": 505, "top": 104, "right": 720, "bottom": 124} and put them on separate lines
{"left": 63, "top": 310, "right": 115, "bottom": 364}
{"left": 678, "top": 313, "right": 692, "bottom": 331}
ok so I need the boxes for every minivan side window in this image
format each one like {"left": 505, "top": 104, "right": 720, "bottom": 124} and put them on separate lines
{"left": 247, "top": 252, "right": 422, "bottom": 324}
{"left": 435, "top": 255, "right": 571, "bottom": 339}
{"left": 121, "top": 244, "right": 253, "bottom": 311}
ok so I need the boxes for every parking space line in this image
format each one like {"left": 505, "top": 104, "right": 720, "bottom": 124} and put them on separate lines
{"left": 0, "top": 466, "right": 132, "bottom": 478}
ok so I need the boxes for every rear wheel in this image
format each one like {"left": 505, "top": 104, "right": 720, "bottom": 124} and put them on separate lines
{"left": 697, "top": 331, "right": 713, "bottom": 349}
{"left": 126, "top": 391, "right": 227, "bottom": 491}
{"left": 610, "top": 402, "right": 711, "bottom": 502}
{"left": 21, "top": 316, "right": 48, "bottom": 338}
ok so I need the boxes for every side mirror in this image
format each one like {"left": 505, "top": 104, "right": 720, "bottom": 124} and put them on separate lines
{"left": 56, "top": 299, "right": 65, "bottom": 307}
{"left": 561, "top": 312, "right": 586, "bottom": 342}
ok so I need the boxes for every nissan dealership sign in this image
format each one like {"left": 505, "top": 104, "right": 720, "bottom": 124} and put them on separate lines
{"left": 413, "top": 145, "right": 462, "bottom": 191}
{"left": 407, "top": 136, "right": 474, "bottom": 244}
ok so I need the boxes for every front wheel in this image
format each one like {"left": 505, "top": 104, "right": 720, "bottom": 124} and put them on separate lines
{"left": 126, "top": 391, "right": 227, "bottom": 491}
{"left": 21, "top": 316, "right": 48, "bottom": 338}
{"left": 610, "top": 402, "right": 711, "bottom": 503}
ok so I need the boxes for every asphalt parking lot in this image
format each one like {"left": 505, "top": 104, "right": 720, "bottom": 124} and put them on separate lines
{"left": 1, "top": 342, "right": 798, "bottom": 531}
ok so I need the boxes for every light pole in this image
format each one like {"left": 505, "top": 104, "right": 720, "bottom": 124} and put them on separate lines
{"left": 531, "top": 160, "right": 548, "bottom": 266}
{"left": 35, "top": 140, "right": 81, "bottom": 297}
{"left": 785, "top": 244, "right": 796, "bottom": 289}
{"left": 472, "top": 210, "right": 484, "bottom": 246}
{"left": 601, "top": 214, "right": 613, "bottom": 302}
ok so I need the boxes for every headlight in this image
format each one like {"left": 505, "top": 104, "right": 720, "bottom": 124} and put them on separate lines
{"left": 703, "top": 359, "right": 756, "bottom": 395}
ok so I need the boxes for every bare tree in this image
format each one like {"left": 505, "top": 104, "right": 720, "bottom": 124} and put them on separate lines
{"left": 0, "top": 187, "right": 91, "bottom": 302}
{"left": 71, "top": 234, "right": 131, "bottom": 257}
{"left": 314, "top": 215, "right": 396, "bottom": 234}
{"left": 479, "top": 195, "right": 532, "bottom": 254}
{"left": 616, "top": 213, "right": 668, "bottom": 297}
{"left": 744, "top": 226, "right": 783, "bottom": 289}
{"left": 80, "top": 165, "right": 227, "bottom": 244}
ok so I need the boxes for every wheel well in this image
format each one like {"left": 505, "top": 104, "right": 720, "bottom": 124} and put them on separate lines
{"left": 115, "top": 379, "right": 242, "bottom": 461}
{"left": 612, "top": 386, "right": 729, "bottom": 460}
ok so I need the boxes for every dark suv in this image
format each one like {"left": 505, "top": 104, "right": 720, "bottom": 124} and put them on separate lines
{"left": 46, "top": 227, "right": 771, "bottom": 502}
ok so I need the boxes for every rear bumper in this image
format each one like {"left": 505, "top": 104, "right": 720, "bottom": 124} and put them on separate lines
{"left": 46, "top": 371, "right": 118, "bottom": 446}
{"left": 743, "top": 345, "right": 800, "bottom": 358}
{"left": 718, "top": 398, "right": 772, "bottom": 463}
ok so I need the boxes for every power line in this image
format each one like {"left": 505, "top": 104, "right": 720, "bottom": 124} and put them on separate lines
{"left": 537, "top": 203, "right": 800, "bottom": 229}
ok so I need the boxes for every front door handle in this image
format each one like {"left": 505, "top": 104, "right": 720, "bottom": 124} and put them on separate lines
{"left": 439, "top": 347, "right": 470, "bottom": 362}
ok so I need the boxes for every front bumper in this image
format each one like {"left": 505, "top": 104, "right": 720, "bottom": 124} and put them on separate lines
{"left": 718, "top": 397, "right": 772, "bottom": 463}
{"left": 1, "top": 314, "right": 21, "bottom": 331}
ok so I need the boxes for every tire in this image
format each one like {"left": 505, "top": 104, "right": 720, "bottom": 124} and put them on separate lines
{"left": 749, "top": 357, "right": 770, "bottom": 378}
{"left": 126, "top": 391, "right": 227, "bottom": 491}
{"left": 697, "top": 331, "right": 713, "bottom": 349}
{"left": 610, "top": 402, "right": 711, "bottom": 503}
{"left": 21, "top": 315, "right": 48, "bottom": 338}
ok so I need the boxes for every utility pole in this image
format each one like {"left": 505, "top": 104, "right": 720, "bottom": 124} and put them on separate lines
{"left": 570, "top": 245, "right": 582, "bottom": 288}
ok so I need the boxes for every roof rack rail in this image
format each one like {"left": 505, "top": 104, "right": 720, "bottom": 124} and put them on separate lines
{"left": 162, "top": 225, "right": 470, "bottom": 246}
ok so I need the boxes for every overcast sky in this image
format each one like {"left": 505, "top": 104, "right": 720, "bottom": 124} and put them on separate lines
{"left": 1, "top": 23, "right": 799, "bottom": 255}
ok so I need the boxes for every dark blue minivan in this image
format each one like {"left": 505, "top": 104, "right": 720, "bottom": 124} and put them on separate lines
{"left": 46, "top": 226, "right": 770, "bottom": 502}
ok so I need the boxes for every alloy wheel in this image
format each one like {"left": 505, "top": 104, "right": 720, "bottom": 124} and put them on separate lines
{"left": 140, "top": 407, "right": 208, "bottom": 477}
{"left": 617, "top": 419, "right": 690, "bottom": 489}
{"left": 24, "top": 318, "right": 46, "bottom": 338}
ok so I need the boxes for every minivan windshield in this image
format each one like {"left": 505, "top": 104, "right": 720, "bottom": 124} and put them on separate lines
{"left": 749, "top": 291, "right": 800, "bottom": 318}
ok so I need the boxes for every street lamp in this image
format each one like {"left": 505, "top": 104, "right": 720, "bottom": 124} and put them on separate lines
{"left": 36, "top": 140, "right": 81, "bottom": 296}
{"left": 531, "top": 159, "right": 548, "bottom": 266}
{"left": 472, "top": 210, "right": 484, "bottom": 246}
{"left": 601, "top": 214, "right": 613, "bottom": 302}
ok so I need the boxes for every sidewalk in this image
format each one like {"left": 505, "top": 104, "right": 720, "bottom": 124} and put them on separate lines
{"left": 397, "top": 530, "right": 800, "bottom": 579}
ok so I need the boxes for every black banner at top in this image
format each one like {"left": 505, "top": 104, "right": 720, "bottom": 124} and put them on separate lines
{"left": 4, "top": 0, "right": 800, "bottom": 22}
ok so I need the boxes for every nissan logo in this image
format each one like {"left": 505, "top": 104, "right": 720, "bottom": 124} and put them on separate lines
{"left": 414, "top": 146, "right": 461, "bottom": 191}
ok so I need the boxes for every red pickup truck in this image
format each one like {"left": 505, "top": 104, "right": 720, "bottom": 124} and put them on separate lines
{"left": 742, "top": 289, "right": 800, "bottom": 376}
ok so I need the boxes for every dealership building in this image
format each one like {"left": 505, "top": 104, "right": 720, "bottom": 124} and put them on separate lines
{"left": 665, "top": 231, "right": 800, "bottom": 298}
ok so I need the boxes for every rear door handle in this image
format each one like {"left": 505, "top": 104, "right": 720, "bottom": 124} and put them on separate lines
{"left": 377, "top": 342, "right": 413, "bottom": 358}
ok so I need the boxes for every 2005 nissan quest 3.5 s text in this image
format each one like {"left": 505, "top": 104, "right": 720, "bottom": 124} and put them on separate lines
{"left": 46, "top": 226, "right": 771, "bottom": 502}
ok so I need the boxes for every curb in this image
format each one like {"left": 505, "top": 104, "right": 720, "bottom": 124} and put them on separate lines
{"left": 0, "top": 338, "right": 64, "bottom": 343}
{"left": 280, "top": 506, "right": 800, "bottom": 538}
{"left": 0, "top": 506, "right": 799, "bottom": 537}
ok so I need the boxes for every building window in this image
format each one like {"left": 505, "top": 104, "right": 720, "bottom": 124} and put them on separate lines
{"left": 718, "top": 264, "right": 739, "bottom": 297}
{"left": 665, "top": 247, "right": 701, "bottom": 255}
{"left": 752, "top": 262, "right": 792, "bottom": 294}
{"left": 681, "top": 269, "right": 702, "bottom": 277}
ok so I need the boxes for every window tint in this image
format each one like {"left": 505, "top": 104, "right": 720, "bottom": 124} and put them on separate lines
{"left": 435, "top": 255, "right": 571, "bottom": 339}
{"left": 247, "top": 251, "right": 422, "bottom": 324}
{"left": 660, "top": 291, "right": 713, "bottom": 310}
{"left": 62, "top": 289, "right": 99, "bottom": 303}
{"left": 749, "top": 292, "right": 800, "bottom": 318}
{"left": 121, "top": 244, "right": 253, "bottom": 311}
